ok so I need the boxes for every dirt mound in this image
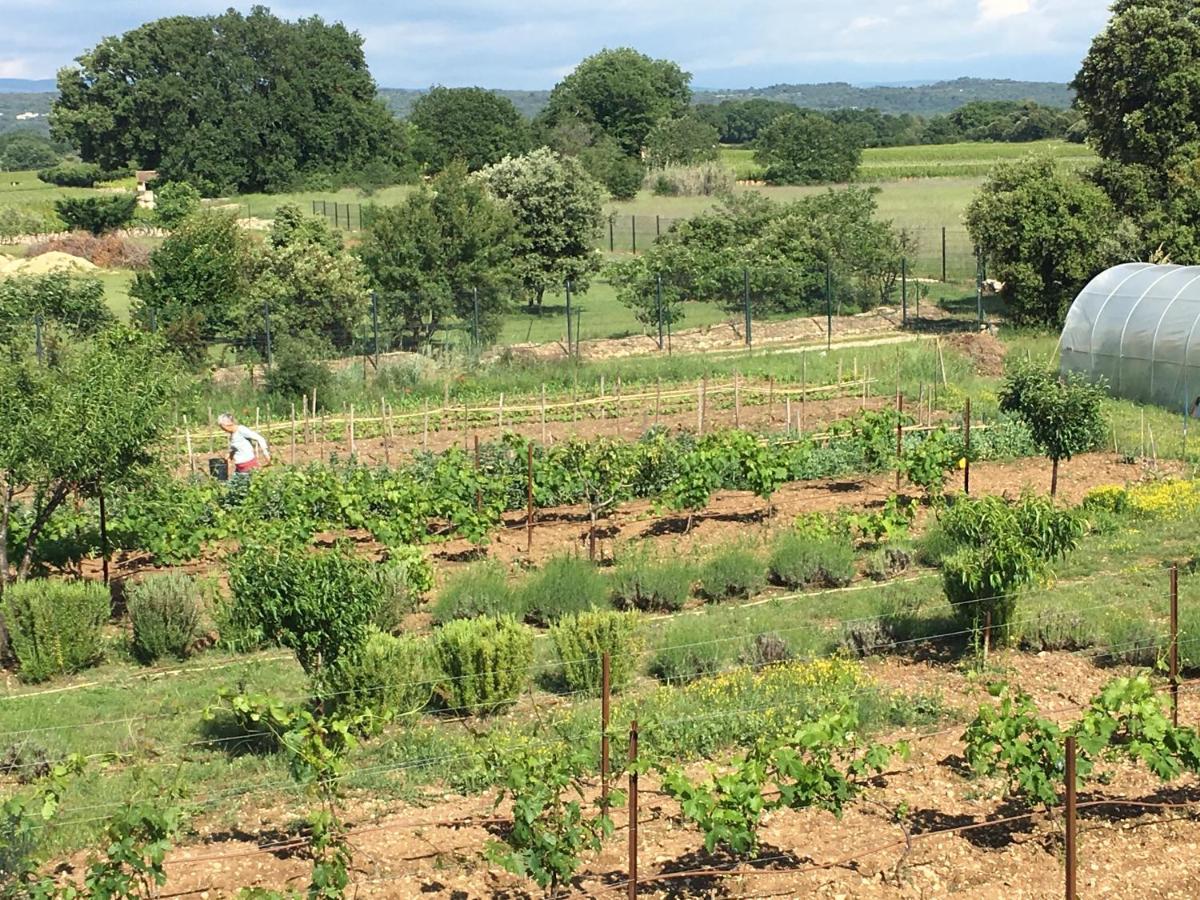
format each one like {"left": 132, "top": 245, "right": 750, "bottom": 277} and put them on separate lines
{"left": 0, "top": 251, "right": 99, "bottom": 276}
{"left": 942, "top": 330, "right": 1007, "bottom": 376}
{"left": 26, "top": 232, "right": 150, "bottom": 269}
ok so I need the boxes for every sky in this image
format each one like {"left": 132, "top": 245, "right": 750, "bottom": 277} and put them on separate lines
{"left": 0, "top": 0, "right": 1114, "bottom": 88}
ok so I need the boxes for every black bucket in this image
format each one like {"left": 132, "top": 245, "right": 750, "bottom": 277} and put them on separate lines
{"left": 208, "top": 457, "right": 229, "bottom": 481}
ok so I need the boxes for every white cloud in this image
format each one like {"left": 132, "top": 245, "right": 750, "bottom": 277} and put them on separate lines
{"left": 0, "top": 58, "right": 34, "bottom": 78}
{"left": 979, "top": 0, "right": 1032, "bottom": 22}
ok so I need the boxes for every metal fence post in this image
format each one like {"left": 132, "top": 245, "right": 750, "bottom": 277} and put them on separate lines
{"left": 743, "top": 267, "right": 752, "bottom": 348}
{"left": 371, "top": 291, "right": 380, "bottom": 369}
{"left": 34, "top": 313, "right": 43, "bottom": 363}
{"left": 976, "top": 253, "right": 984, "bottom": 329}
{"left": 565, "top": 280, "right": 573, "bottom": 357}
{"left": 609, "top": 216, "right": 614, "bottom": 252}
{"left": 1065, "top": 735, "right": 1077, "bottom": 900}
{"left": 901, "top": 257, "right": 908, "bottom": 326}
{"left": 472, "top": 287, "right": 480, "bottom": 350}
{"left": 941, "top": 226, "right": 948, "bottom": 283}
{"left": 655, "top": 274, "right": 664, "bottom": 350}
{"left": 263, "top": 301, "right": 272, "bottom": 366}
{"left": 631, "top": 215, "right": 637, "bottom": 254}
{"left": 655, "top": 214, "right": 660, "bottom": 237}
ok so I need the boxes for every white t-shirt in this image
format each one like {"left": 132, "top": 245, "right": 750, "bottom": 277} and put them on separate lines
{"left": 229, "top": 425, "right": 269, "bottom": 465}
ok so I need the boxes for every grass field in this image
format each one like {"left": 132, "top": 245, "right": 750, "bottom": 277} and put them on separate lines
{"left": 720, "top": 139, "right": 1096, "bottom": 181}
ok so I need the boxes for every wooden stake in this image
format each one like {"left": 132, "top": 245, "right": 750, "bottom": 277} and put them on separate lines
{"left": 255, "top": 406, "right": 260, "bottom": 429}
{"left": 696, "top": 379, "right": 703, "bottom": 434}
{"left": 627, "top": 721, "right": 639, "bottom": 900}
{"left": 423, "top": 399, "right": 430, "bottom": 450}
{"left": 701, "top": 375, "right": 708, "bottom": 434}
{"left": 526, "top": 443, "right": 535, "bottom": 553}
{"left": 937, "top": 338, "right": 948, "bottom": 387}
{"left": 443, "top": 381, "right": 450, "bottom": 411}
{"left": 655, "top": 379, "right": 661, "bottom": 424}
{"left": 734, "top": 372, "right": 741, "bottom": 427}
{"left": 540, "top": 384, "right": 548, "bottom": 443}
{"left": 290, "top": 404, "right": 297, "bottom": 465}
{"left": 786, "top": 397, "right": 792, "bottom": 435}
{"left": 474, "top": 436, "right": 482, "bottom": 513}
{"left": 184, "top": 416, "right": 195, "bottom": 474}
{"left": 349, "top": 404, "right": 356, "bottom": 455}
{"left": 383, "top": 400, "right": 391, "bottom": 467}
{"left": 768, "top": 376, "right": 775, "bottom": 422}
{"left": 1065, "top": 735, "right": 1077, "bottom": 900}
{"left": 601, "top": 652, "right": 611, "bottom": 808}
{"left": 498, "top": 393, "right": 505, "bottom": 430}
{"left": 599, "top": 375, "right": 606, "bottom": 419}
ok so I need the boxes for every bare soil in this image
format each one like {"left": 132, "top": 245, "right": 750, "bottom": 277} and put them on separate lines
{"left": 66, "top": 651, "right": 1200, "bottom": 898}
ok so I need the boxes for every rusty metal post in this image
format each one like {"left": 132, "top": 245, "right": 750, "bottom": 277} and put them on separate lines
{"left": 1065, "top": 735, "right": 1077, "bottom": 900}
{"left": 1171, "top": 563, "right": 1180, "bottom": 727}
{"left": 895, "top": 393, "right": 904, "bottom": 490}
{"left": 628, "top": 720, "right": 639, "bottom": 900}
{"left": 473, "top": 435, "right": 482, "bottom": 514}
{"left": 983, "top": 610, "right": 991, "bottom": 662}
{"left": 601, "top": 652, "right": 611, "bottom": 808}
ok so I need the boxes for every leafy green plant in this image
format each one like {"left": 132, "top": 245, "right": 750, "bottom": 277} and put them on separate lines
{"left": 54, "top": 195, "right": 138, "bottom": 235}
{"left": 370, "top": 548, "right": 433, "bottom": 633}
{"left": 0, "top": 753, "right": 85, "bottom": 899}
{"left": 322, "top": 629, "right": 433, "bottom": 729}
{"left": 517, "top": 555, "right": 609, "bottom": 625}
{"left": 126, "top": 573, "right": 206, "bottom": 664}
{"left": 843, "top": 494, "right": 915, "bottom": 545}
{"left": 900, "top": 426, "right": 958, "bottom": 499}
{"left": 432, "top": 616, "right": 534, "bottom": 715}
{"left": 485, "top": 739, "right": 620, "bottom": 895}
{"left": 938, "top": 493, "right": 1082, "bottom": 640}
{"left": 550, "top": 610, "right": 644, "bottom": 695}
{"left": 768, "top": 531, "right": 856, "bottom": 589}
{"left": 83, "top": 790, "right": 188, "bottom": 900}
{"left": 2, "top": 579, "right": 109, "bottom": 683}
{"left": 663, "top": 710, "right": 904, "bottom": 858}
{"left": 649, "top": 616, "right": 739, "bottom": 684}
{"left": 610, "top": 549, "right": 693, "bottom": 612}
{"left": 227, "top": 541, "right": 380, "bottom": 679}
{"left": 430, "top": 561, "right": 520, "bottom": 624}
{"left": 697, "top": 542, "right": 766, "bottom": 602}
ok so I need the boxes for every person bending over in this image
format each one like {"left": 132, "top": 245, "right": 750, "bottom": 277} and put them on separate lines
{"left": 218, "top": 413, "right": 270, "bottom": 477}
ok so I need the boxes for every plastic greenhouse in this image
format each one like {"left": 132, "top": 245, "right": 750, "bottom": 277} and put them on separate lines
{"left": 1060, "top": 262, "right": 1200, "bottom": 414}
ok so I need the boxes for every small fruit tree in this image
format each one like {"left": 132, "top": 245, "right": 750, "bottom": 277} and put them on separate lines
{"left": 998, "top": 362, "right": 1106, "bottom": 496}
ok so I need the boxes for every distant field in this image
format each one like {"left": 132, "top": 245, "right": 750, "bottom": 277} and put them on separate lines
{"left": 721, "top": 139, "right": 1096, "bottom": 182}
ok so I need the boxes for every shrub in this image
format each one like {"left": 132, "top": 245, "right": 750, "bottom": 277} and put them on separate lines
{"left": 768, "top": 532, "right": 856, "bottom": 589}
{"left": 264, "top": 337, "right": 334, "bottom": 406}
{"left": 649, "top": 616, "right": 739, "bottom": 684}
{"left": 1, "top": 580, "right": 109, "bottom": 682}
{"left": 646, "top": 164, "right": 733, "bottom": 197}
{"left": 26, "top": 232, "right": 150, "bottom": 269}
{"left": 517, "top": 555, "right": 608, "bottom": 625}
{"left": 37, "top": 163, "right": 105, "bottom": 187}
{"left": 54, "top": 195, "right": 138, "bottom": 235}
{"left": 1020, "top": 608, "right": 1100, "bottom": 652}
{"left": 431, "top": 561, "right": 520, "bottom": 624}
{"left": 371, "top": 547, "right": 433, "bottom": 632}
{"left": 743, "top": 633, "right": 791, "bottom": 670}
{"left": 610, "top": 550, "right": 694, "bottom": 612}
{"left": 698, "top": 543, "right": 766, "bottom": 602}
{"left": 324, "top": 629, "right": 433, "bottom": 727}
{"left": 227, "top": 541, "right": 380, "bottom": 677}
{"left": 126, "top": 574, "right": 205, "bottom": 664}
{"left": 432, "top": 616, "right": 534, "bottom": 715}
{"left": 938, "top": 493, "right": 1082, "bottom": 641}
{"left": 153, "top": 182, "right": 202, "bottom": 228}
{"left": 550, "top": 610, "right": 644, "bottom": 695}
{"left": 864, "top": 547, "right": 912, "bottom": 583}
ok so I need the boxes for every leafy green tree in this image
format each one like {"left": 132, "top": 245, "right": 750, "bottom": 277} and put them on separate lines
{"left": 358, "top": 162, "right": 517, "bottom": 349}
{"left": 1073, "top": 1, "right": 1200, "bottom": 263}
{"left": 249, "top": 205, "right": 369, "bottom": 350}
{"left": 692, "top": 99, "right": 797, "bottom": 144}
{"left": 130, "top": 209, "right": 253, "bottom": 362}
{"left": 998, "top": 362, "right": 1108, "bottom": 496}
{"left": 754, "top": 113, "right": 862, "bottom": 185}
{"left": 52, "top": 8, "right": 410, "bottom": 193}
{"left": 1073, "top": 0, "right": 1200, "bottom": 172}
{"left": 644, "top": 115, "right": 720, "bottom": 168}
{"left": 0, "top": 328, "right": 178, "bottom": 586}
{"left": 478, "top": 148, "right": 604, "bottom": 310}
{"left": 0, "top": 272, "right": 112, "bottom": 352}
{"left": 0, "top": 135, "right": 58, "bottom": 171}
{"left": 409, "top": 87, "right": 530, "bottom": 173}
{"left": 578, "top": 136, "right": 644, "bottom": 200}
{"left": 54, "top": 195, "right": 137, "bottom": 235}
{"left": 152, "top": 181, "right": 201, "bottom": 228}
{"left": 965, "top": 157, "right": 1129, "bottom": 326}
{"left": 542, "top": 48, "right": 691, "bottom": 155}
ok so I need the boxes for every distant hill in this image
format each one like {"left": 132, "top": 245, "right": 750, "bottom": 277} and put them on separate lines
{"left": 0, "top": 92, "right": 54, "bottom": 136}
{"left": 381, "top": 77, "right": 1073, "bottom": 120}
{"left": 1, "top": 77, "right": 1074, "bottom": 139}
{"left": 694, "top": 78, "right": 1075, "bottom": 115}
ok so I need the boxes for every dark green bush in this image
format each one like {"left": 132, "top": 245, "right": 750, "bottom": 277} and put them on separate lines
{"left": 698, "top": 543, "right": 766, "bottom": 601}
{"left": 768, "top": 532, "right": 856, "bottom": 589}
{"left": 37, "top": 163, "right": 104, "bottom": 187}
{"left": 517, "top": 555, "right": 608, "bottom": 625}
{"left": 324, "top": 629, "right": 433, "bottom": 728}
{"left": 550, "top": 610, "right": 644, "bottom": 695}
{"left": 610, "top": 550, "right": 694, "bottom": 612}
{"left": 227, "top": 541, "right": 380, "bottom": 677}
{"left": 54, "top": 195, "right": 138, "bottom": 235}
{"left": 126, "top": 574, "right": 205, "bottom": 664}
{"left": 264, "top": 337, "right": 334, "bottom": 407}
{"left": 1, "top": 580, "right": 109, "bottom": 682}
{"left": 152, "top": 181, "right": 202, "bottom": 228}
{"left": 431, "top": 561, "right": 519, "bottom": 624}
{"left": 432, "top": 616, "right": 534, "bottom": 715}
